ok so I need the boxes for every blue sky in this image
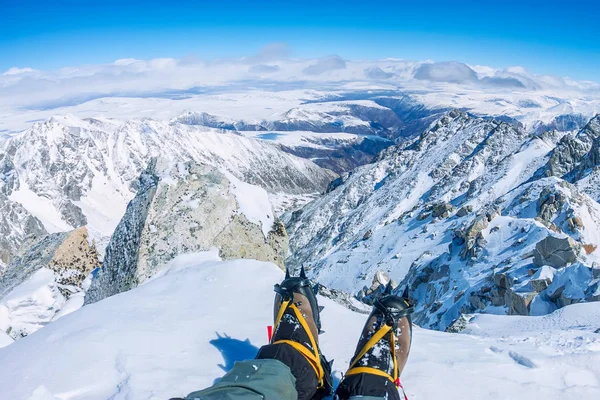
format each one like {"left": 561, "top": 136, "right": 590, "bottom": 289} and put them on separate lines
{"left": 2, "top": 0, "right": 599, "bottom": 81}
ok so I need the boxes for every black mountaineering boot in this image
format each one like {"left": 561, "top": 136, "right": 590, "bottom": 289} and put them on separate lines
{"left": 256, "top": 267, "right": 333, "bottom": 400}
{"left": 335, "top": 292, "right": 414, "bottom": 400}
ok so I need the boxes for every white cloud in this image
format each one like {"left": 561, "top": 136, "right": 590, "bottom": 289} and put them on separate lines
{"left": 414, "top": 61, "right": 478, "bottom": 83}
{"left": 113, "top": 58, "right": 140, "bottom": 66}
{"left": 0, "top": 50, "right": 598, "bottom": 134}
{"left": 302, "top": 55, "right": 347, "bottom": 75}
{"left": 2, "top": 67, "right": 37, "bottom": 76}
{"left": 365, "top": 67, "right": 394, "bottom": 80}
{"left": 248, "top": 64, "right": 281, "bottom": 74}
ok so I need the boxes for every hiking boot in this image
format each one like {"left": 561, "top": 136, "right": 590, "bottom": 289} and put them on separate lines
{"left": 256, "top": 267, "right": 333, "bottom": 400}
{"left": 335, "top": 294, "right": 414, "bottom": 400}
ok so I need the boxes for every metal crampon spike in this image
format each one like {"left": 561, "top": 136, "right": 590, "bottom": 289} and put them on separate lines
{"left": 299, "top": 265, "right": 307, "bottom": 279}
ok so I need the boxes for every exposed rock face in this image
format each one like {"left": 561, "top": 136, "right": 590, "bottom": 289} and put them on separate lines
{"left": 537, "top": 188, "right": 567, "bottom": 222}
{"left": 0, "top": 194, "right": 47, "bottom": 266}
{"left": 356, "top": 270, "right": 397, "bottom": 304}
{"left": 0, "top": 233, "right": 69, "bottom": 300}
{"left": 545, "top": 115, "right": 600, "bottom": 177}
{"left": 0, "top": 227, "right": 99, "bottom": 339}
{"left": 533, "top": 236, "right": 580, "bottom": 268}
{"left": 454, "top": 215, "right": 490, "bottom": 260}
{"left": 0, "top": 227, "right": 98, "bottom": 300}
{"left": 85, "top": 159, "right": 288, "bottom": 304}
{"left": 542, "top": 115, "right": 600, "bottom": 202}
{"left": 47, "top": 227, "right": 99, "bottom": 293}
{"left": 456, "top": 205, "right": 473, "bottom": 217}
{"left": 431, "top": 202, "right": 453, "bottom": 219}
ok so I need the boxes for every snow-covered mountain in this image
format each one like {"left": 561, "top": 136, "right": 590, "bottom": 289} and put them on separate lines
{"left": 1, "top": 58, "right": 600, "bottom": 397}
{"left": 3, "top": 57, "right": 600, "bottom": 136}
{"left": 286, "top": 111, "right": 600, "bottom": 329}
{"left": 170, "top": 98, "right": 438, "bottom": 173}
{"left": 0, "top": 115, "right": 336, "bottom": 264}
{"left": 1, "top": 252, "right": 598, "bottom": 400}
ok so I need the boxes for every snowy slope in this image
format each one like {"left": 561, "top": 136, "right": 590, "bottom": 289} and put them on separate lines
{"left": 0, "top": 252, "right": 598, "bottom": 400}
{"left": 286, "top": 111, "right": 600, "bottom": 329}
{"left": 286, "top": 111, "right": 538, "bottom": 280}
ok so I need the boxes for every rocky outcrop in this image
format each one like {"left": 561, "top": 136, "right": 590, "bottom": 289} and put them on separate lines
{"left": 533, "top": 236, "right": 580, "bottom": 268}
{"left": 456, "top": 205, "right": 473, "bottom": 217}
{"left": 544, "top": 115, "right": 600, "bottom": 177}
{"left": 85, "top": 159, "right": 289, "bottom": 304}
{"left": 454, "top": 214, "right": 492, "bottom": 260}
{"left": 47, "top": 227, "right": 99, "bottom": 294}
{"left": 0, "top": 194, "right": 47, "bottom": 266}
{"left": 0, "top": 227, "right": 99, "bottom": 300}
{"left": 537, "top": 188, "right": 567, "bottom": 223}
{"left": 431, "top": 202, "right": 453, "bottom": 219}
{"left": 0, "top": 227, "right": 100, "bottom": 339}
{"left": 356, "top": 270, "right": 398, "bottom": 304}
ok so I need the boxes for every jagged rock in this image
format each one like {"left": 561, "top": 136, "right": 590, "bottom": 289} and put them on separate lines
{"left": 0, "top": 194, "right": 47, "bottom": 265}
{"left": 47, "top": 227, "right": 100, "bottom": 291}
{"left": 485, "top": 207, "right": 501, "bottom": 222}
{"left": 458, "top": 216, "right": 489, "bottom": 241}
{"left": 456, "top": 205, "right": 473, "bottom": 217}
{"left": 489, "top": 287, "right": 506, "bottom": 307}
{"left": 416, "top": 211, "right": 431, "bottom": 221}
{"left": 56, "top": 200, "right": 88, "bottom": 228}
{"left": 468, "top": 292, "right": 487, "bottom": 310}
{"left": 455, "top": 215, "right": 489, "bottom": 260}
{"left": 446, "top": 314, "right": 473, "bottom": 333}
{"left": 1, "top": 233, "right": 69, "bottom": 300}
{"left": 592, "top": 264, "right": 600, "bottom": 279}
{"left": 318, "top": 284, "right": 370, "bottom": 314}
{"left": 567, "top": 216, "right": 584, "bottom": 231}
{"left": 545, "top": 116, "right": 600, "bottom": 177}
{"left": 533, "top": 236, "right": 580, "bottom": 268}
{"left": 285, "top": 112, "right": 600, "bottom": 330}
{"left": 505, "top": 290, "right": 538, "bottom": 315}
{"left": 537, "top": 188, "right": 567, "bottom": 222}
{"left": 362, "top": 229, "right": 373, "bottom": 240}
{"left": 493, "top": 272, "right": 512, "bottom": 289}
{"left": 356, "top": 270, "right": 396, "bottom": 304}
{"left": 85, "top": 159, "right": 289, "bottom": 304}
{"left": 431, "top": 202, "right": 453, "bottom": 218}
{"left": 0, "top": 227, "right": 100, "bottom": 339}
{"left": 530, "top": 278, "right": 550, "bottom": 292}
{"left": 0, "top": 227, "right": 98, "bottom": 299}
{"left": 326, "top": 172, "right": 352, "bottom": 193}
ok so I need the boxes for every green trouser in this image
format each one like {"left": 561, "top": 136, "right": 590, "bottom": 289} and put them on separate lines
{"left": 185, "top": 359, "right": 297, "bottom": 400}
{"left": 184, "top": 359, "right": 385, "bottom": 400}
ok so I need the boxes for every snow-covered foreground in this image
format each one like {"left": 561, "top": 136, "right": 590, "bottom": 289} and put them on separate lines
{"left": 1, "top": 252, "right": 599, "bottom": 400}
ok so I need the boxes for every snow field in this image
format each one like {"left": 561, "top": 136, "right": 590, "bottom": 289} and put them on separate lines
{"left": 0, "top": 253, "right": 598, "bottom": 399}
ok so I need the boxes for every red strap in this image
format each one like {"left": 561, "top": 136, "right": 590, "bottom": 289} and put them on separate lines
{"left": 267, "top": 325, "right": 273, "bottom": 342}
{"left": 397, "top": 380, "right": 408, "bottom": 400}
